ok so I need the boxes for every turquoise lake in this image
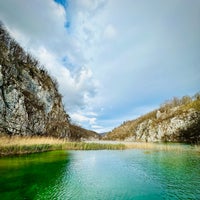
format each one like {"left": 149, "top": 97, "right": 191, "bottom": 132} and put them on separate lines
{"left": 0, "top": 149, "right": 199, "bottom": 200}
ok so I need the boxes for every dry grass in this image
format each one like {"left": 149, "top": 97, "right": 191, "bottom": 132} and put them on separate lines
{"left": 0, "top": 136, "right": 125, "bottom": 156}
{"left": 0, "top": 136, "right": 66, "bottom": 156}
{"left": 0, "top": 136, "right": 66, "bottom": 146}
{"left": 124, "top": 142, "right": 200, "bottom": 152}
{"left": 0, "top": 136, "right": 199, "bottom": 157}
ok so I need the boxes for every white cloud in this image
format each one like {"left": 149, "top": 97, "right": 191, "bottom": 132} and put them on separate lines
{"left": 0, "top": 0, "right": 199, "bottom": 133}
{"left": 70, "top": 113, "right": 96, "bottom": 126}
{"left": 34, "top": 46, "right": 98, "bottom": 112}
{"left": 91, "top": 125, "right": 103, "bottom": 129}
{"left": 0, "top": 0, "right": 99, "bottom": 113}
{"left": 0, "top": 0, "right": 66, "bottom": 45}
{"left": 103, "top": 24, "right": 117, "bottom": 40}
{"left": 76, "top": 0, "right": 102, "bottom": 10}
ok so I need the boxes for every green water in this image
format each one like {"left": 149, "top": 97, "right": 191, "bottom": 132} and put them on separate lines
{"left": 0, "top": 149, "right": 199, "bottom": 200}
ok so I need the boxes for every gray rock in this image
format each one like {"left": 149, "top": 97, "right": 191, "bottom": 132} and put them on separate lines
{"left": 0, "top": 25, "right": 70, "bottom": 138}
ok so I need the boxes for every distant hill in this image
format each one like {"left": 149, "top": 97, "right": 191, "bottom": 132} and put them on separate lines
{"left": 99, "top": 132, "right": 108, "bottom": 137}
{"left": 69, "top": 124, "right": 100, "bottom": 141}
{"left": 0, "top": 22, "right": 100, "bottom": 141}
{"left": 103, "top": 94, "right": 200, "bottom": 143}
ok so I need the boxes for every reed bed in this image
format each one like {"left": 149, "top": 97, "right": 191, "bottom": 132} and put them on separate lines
{"left": 0, "top": 136, "right": 66, "bottom": 146}
{"left": 0, "top": 136, "right": 64, "bottom": 156}
{"left": 0, "top": 136, "right": 199, "bottom": 156}
{"left": 64, "top": 142, "right": 125, "bottom": 150}
{"left": 124, "top": 142, "right": 200, "bottom": 152}
{"left": 86, "top": 140, "right": 200, "bottom": 152}
{"left": 0, "top": 136, "right": 125, "bottom": 156}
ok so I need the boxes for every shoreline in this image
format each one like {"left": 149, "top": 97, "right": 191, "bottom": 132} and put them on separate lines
{"left": 0, "top": 136, "right": 125, "bottom": 157}
{"left": 0, "top": 136, "right": 199, "bottom": 157}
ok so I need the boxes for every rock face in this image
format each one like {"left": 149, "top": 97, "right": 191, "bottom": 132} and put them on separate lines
{"left": 0, "top": 23, "right": 70, "bottom": 137}
{"left": 104, "top": 97, "right": 200, "bottom": 143}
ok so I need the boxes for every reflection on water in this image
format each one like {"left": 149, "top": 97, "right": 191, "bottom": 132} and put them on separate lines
{"left": 0, "top": 151, "right": 70, "bottom": 200}
{"left": 0, "top": 149, "right": 199, "bottom": 200}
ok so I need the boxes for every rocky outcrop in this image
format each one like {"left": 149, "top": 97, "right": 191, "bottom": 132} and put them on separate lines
{"left": 125, "top": 109, "right": 199, "bottom": 143}
{"left": 104, "top": 97, "right": 200, "bottom": 143}
{"left": 0, "top": 23, "right": 70, "bottom": 137}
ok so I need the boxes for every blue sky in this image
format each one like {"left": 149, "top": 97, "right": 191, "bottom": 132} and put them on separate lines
{"left": 0, "top": 0, "right": 200, "bottom": 133}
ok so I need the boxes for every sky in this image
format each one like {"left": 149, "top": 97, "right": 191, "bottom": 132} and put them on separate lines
{"left": 0, "top": 0, "right": 200, "bottom": 133}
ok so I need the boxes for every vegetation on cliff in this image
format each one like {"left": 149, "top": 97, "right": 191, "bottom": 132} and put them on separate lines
{"left": 69, "top": 123, "right": 100, "bottom": 141}
{"left": 0, "top": 22, "right": 99, "bottom": 141}
{"left": 0, "top": 22, "right": 71, "bottom": 138}
{"left": 104, "top": 94, "right": 200, "bottom": 143}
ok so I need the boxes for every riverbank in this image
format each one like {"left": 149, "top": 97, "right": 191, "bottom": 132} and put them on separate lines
{"left": 0, "top": 136, "right": 199, "bottom": 157}
{"left": 86, "top": 140, "right": 200, "bottom": 152}
{"left": 0, "top": 136, "right": 125, "bottom": 156}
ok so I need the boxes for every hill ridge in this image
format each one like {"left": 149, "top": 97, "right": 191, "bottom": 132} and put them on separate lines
{"left": 103, "top": 95, "right": 200, "bottom": 143}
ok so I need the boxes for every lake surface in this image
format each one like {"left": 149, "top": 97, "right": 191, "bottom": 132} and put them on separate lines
{"left": 0, "top": 149, "right": 199, "bottom": 200}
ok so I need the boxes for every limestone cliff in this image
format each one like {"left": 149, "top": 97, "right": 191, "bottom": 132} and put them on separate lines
{"left": 104, "top": 96, "right": 200, "bottom": 143}
{"left": 0, "top": 23, "right": 70, "bottom": 137}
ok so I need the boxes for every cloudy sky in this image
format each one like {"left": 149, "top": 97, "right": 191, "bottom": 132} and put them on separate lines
{"left": 0, "top": 0, "right": 200, "bottom": 133}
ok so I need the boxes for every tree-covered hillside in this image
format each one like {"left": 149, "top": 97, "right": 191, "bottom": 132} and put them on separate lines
{"left": 104, "top": 94, "right": 200, "bottom": 143}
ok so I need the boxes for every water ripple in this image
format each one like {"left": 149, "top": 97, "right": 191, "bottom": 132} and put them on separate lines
{"left": 0, "top": 149, "right": 199, "bottom": 200}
